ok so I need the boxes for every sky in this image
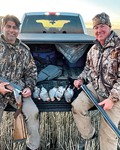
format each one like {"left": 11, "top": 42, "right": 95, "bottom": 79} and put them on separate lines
{"left": 0, "top": 0, "right": 120, "bottom": 25}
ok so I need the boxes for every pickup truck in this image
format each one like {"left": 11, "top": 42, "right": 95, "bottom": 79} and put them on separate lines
{"left": 2, "top": 12, "right": 101, "bottom": 150}
{"left": 5, "top": 12, "right": 95, "bottom": 112}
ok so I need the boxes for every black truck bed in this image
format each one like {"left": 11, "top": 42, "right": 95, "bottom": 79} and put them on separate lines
{"left": 5, "top": 66, "right": 83, "bottom": 112}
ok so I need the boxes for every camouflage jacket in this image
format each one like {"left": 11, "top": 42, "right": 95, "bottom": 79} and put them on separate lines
{"left": 0, "top": 35, "right": 37, "bottom": 108}
{"left": 78, "top": 31, "right": 120, "bottom": 101}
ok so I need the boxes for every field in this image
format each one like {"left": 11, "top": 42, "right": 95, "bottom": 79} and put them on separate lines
{"left": 87, "top": 28, "right": 120, "bottom": 36}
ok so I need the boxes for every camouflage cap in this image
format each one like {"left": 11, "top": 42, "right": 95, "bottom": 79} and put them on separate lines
{"left": 92, "top": 12, "right": 111, "bottom": 28}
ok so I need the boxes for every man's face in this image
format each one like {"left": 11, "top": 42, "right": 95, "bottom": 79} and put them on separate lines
{"left": 1, "top": 21, "right": 19, "bottom": 44}
{"left": 93, "top": 24, "right": 111, "bottom": 45}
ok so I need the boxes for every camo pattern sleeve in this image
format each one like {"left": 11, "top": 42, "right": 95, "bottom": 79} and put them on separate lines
{"left": 20, "top": 42, "right": 38, "bottom": 92}
{"left": 109, "top": 43, "right": 120, "bottom": 102}
{"left": 0, "top": 35, "right": 37, "bottom": 92}
{"left": 77, "top": 45, "right": 97, "bottom": 83}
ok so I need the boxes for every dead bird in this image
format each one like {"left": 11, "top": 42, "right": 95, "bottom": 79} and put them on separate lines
{"left": 33, "top": 86, "right": 41, "bottom": 100}
{"left": 64, "top": 87, "right": 74, "bottom": 103}
{"left": 55, "top": 86, "right": 66, "bottom": 101}
{"left": 40, "top": 86, "right": 50, "bottom": 101}
{"left": 49, "top": 87, "right": 58, "bottom": 101}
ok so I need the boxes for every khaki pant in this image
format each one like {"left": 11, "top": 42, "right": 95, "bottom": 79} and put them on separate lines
{"left": 71, "top": 83, "right": 120, "bottom": 150}
{"left": 0, "top": 97, "right": 40, "bottom": 150}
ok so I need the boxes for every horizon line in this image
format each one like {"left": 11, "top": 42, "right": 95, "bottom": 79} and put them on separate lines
{"left": 85, "top": 22, "right": 120, "bottom": 29}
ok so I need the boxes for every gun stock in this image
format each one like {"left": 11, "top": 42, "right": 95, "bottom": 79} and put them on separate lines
{"left": 81, "top": 84, "right": 120, "bottom": 138}
{"left": 13, "top": 113, "right": 27, "bottom": 141}
{"left": 0, "top": 77, "right": 27, "bottom": 141}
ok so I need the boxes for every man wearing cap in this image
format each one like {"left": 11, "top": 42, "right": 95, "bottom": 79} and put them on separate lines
{"left": 71, "top": 12, "right": 120, "bottom": 150}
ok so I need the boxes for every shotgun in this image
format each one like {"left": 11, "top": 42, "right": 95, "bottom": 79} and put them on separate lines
{"left": 0, "top": 77, "right": 27, "bottom": 141}
{"left": 81, "top": 84, "right": 120, "bottom": 138}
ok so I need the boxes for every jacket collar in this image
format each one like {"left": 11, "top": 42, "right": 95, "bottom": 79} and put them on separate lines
{"left": 0, "top": 34, "right": 21, "bottom": 47}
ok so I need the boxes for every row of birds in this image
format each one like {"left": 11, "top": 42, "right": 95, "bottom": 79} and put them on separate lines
{"left": 32, "top": 85, "right": 74, "bottom": 103}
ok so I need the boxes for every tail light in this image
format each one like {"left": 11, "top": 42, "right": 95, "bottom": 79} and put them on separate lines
{"left": 44, "top": 12, "right": 60, "bottom": 16}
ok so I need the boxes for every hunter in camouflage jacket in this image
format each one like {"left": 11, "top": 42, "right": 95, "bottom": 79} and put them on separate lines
{"left": 78, "top": 31, "right": 120, "bottom": 102}
{"left": 0, "top": 34, "right": 37, "bottom": 108}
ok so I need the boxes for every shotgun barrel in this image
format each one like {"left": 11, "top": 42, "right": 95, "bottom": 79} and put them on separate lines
{"left": 81, "top": 84, "right": 120, "bottom": 138}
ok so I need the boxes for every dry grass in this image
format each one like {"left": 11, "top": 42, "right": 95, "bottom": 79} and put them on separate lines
{"left": 0, "top": 110, "right": 101, "bottom": 150}
{"left": 1, "top": 106, "right": 120, "bottom": 150}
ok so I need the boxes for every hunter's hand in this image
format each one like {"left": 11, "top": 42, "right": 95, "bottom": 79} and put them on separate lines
{"left": 22, "top": 87, "right": 31, "bottom": 97}
{"left": 0, "top": 82, "right": 13, "bottom": 95}
{"left": 98, "top": 98, "right": 114, "bottom": 111}
{"left": 74, "top": 79, "right": 84, "bottom": 89}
